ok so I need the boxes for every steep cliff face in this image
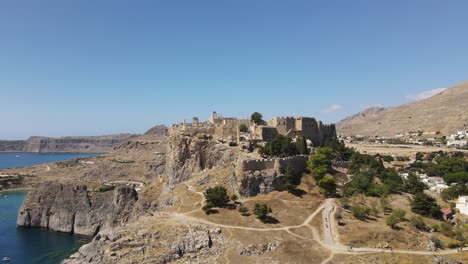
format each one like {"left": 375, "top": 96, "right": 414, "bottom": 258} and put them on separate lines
{"left": 17, "top": 182, "right": 138, "bottom": 236}
{"left": 165, "top": 132, "right": 238, "bottom": 188}
{"left": 0, "top": 134, "right": 138, "bottom": 153}
{"left": 238, "top": 170, "right": 285, "bottom": 197}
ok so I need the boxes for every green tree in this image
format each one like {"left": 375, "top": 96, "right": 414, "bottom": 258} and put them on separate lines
{"left": 259, "top": 135, "right": 298, "bottom": 157}
{"left": 230, "top": 194, "right": 238, "bottom": 203}
{"left": 296, "top": 136, "right": 308, "bottom": 155}
{"left": 204, "top": 186, "right": 230, "bottom": 208}
{"left": 307, "top": 147, "right": 334, "bottom": 181}
{"left": 443, "top": 172, "right": 468, "bottom": 185}
{"left": 411, "top": 193, "right": 442, "bottom": 219}
{"left": 318, "top": 175, "right": 336, "bottom": 196}
{"left": 283, "top": 165, "right": 299, "bottom": 192}
{"left": 253, "top": 203, "right": 272, "bottom": 222}
{"left": 251, "top": 112, "right": 263, "bottom": 125}
{"left": 441, "top": 183, "right": 468, "bottom": 201}
{"left": 404, "top": 173, "right": 428, "bottom": 194}
{"left": 239, "top": 123, "right": 248, "bottom": 132}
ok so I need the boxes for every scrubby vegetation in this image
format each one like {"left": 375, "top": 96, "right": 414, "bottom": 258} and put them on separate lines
{"left": 97, "top": 185, "right": 116, "bottom": 192}
{"left": 259, "top": 135, "right": 298, "bottom": 157}
{"left": 203, "top": 185, "right": 230, "bottom": 214}
{"left": 253, "top": 203, "right": 273, "bottom": 223}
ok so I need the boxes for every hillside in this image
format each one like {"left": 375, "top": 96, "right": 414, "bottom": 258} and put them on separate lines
{"left": 337, "top": 81, "right": 468, "bottom": 137}
{"left": 0, "top": 134, "right": 139, "bottom": 153}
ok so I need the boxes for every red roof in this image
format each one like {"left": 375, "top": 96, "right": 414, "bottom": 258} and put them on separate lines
{"left": 441, "top": 208, "right": 452, "bottom": 215}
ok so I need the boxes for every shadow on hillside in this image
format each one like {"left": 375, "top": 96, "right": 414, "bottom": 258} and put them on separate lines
{"left": 289, "top": 189, "right": 307, "bottom": 198}
{"left": 261, "top": 216, "right": 280, "bottom": 224}
{"left": 223, "top": 204, "right": 237, "bottom": 210}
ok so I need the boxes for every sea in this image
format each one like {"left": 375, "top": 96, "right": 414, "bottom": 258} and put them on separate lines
{"left": 0, "top": 153, "right": 99, "bottom": 264}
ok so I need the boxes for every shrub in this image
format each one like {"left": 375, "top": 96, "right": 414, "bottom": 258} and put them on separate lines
{"left": 97, "top": 185, "right": 115, "bottom": 192}
{"left": 448, "top": 242, "right": 461, "bottom": 249}
{"left": 204, "top": 186, "right": 230, "bottom": 208}
{"left": 239, "top": 123, "right": 248, "bottom": 132}
{"left": 230, "top": 194, "right": 238, "bottom": 202}
{"left": 351, "top": 205, "right": 370, "bottom": 220}
{"left": 381, "top": 155, "right": 395, "bottom": 163}
{"left": 431, "top": 224, "right": 441, "bottom": 232}
{"left": 396, "top": 156, "right": 410, "bottom": 161}
{"left": 238, "top": 205, "right": 249, "bottom": 215}
{"left": 386, "top": 209, "right": 406, "bottom": 229}
{"left": 410, "top": 216, "right": 426, "bottom": 231}
{"left": 253, "top": 203, "right": 272, "bottom": 223}
{"left": 440, "top": 222, "right": 455, "bottom": 237}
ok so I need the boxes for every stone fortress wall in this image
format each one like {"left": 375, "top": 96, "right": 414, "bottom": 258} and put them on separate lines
{"left": 268, "top": 116, "right": 336, "bottom": 146}
{"left": 171, "top": 111, "right": 336, "bottom": 147}
{"left": 236, "top": 155, "right": 308, "bottom": 176}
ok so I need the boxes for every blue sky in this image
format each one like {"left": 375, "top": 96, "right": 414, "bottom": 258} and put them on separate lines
{"left": 1, "top": 1, "right": 467, "bottom": 139}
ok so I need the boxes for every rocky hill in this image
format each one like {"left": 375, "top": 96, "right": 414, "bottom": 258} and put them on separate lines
{"left": 0, "top": 134, "right": 139, "bottom": 153}
{"left": 337, "top": 81, "right": 468, "bottom": 137}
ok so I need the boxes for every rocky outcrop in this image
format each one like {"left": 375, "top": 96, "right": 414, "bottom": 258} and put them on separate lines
{"left": 165, "top": 132, "right": 238, "bottom": 188}
{"left": 0, "top": 134, "right": 138, "bottom": 153}
{"left": 63, "top": 225, "right": 224, "bottom": 264}
{"left": 238, "top": 169, "right": 286, "bottom": 197}
{"left": 17, "top": 182, "right": 137, "bottom": 236}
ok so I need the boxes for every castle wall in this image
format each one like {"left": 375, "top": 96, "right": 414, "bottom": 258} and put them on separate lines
{"left": 255, "top": 126, "right": 278, "bottom": 142}
{"left": 237, "top": 155, "right": 308, "bottom": 175}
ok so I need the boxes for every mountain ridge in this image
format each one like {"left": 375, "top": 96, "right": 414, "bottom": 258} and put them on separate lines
{"left": 337, "top": 81, "right": 468, "bottom": 137}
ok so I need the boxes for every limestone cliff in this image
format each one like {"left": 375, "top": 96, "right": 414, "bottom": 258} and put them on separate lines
{"left": 17, "top": 182, "right": 138, "bottom": 236}
{"left": 0, "top": 134, "right": 138, "bottom": 153}
{"left": 165, "top": 131, "right": 238, "bottom": 188}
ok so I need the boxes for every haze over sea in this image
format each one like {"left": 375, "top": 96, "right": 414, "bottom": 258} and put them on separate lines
{"left": 0, "top": 153, "right": 98, "bottom": 263}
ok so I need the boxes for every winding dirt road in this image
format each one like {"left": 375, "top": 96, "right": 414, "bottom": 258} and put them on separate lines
{"left": 175, "top": 184, "right": 467, "bottom": 263}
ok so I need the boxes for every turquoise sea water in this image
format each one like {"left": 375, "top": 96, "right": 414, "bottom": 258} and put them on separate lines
{"left": 0, "top": 153, "right": 97, "bottom": 263}
{"left": 0, "top": 152, "right": 100, "bottom": 170}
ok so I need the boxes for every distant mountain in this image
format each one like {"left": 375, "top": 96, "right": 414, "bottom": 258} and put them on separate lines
{"left": 0, "top": 134, "right": 139, "bottom": 153}
{"left": 337, "top": 81, "right": 468, "bottom": 137}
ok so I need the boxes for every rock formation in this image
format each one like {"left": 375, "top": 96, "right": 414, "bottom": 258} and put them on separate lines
{"left": 17, "top": 182, "right": 138, "bottom": 236}
{"left": 165, "top": 131, "right": 238, "bottom": 188}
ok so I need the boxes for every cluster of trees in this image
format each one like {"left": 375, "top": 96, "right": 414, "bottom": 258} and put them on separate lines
{"left": 344, "top": 152, "right": 404, "bottom": 197}
{"left": 253, "top": 203, "right": 273, "bottom": 223}
{"left": 203, "top": 185, "right": 230, "bottom": 214}
{"left": 306, "top": 139, "right": 355, "bottom": 196}
{"left": 410, "top": 193, "right": 442, "bottom": 219}
{"left": 202, "top": 185, "right": 275, "bottom": 223}
{"left": 259, "top": 135, "right": 299, "bottom": 157}
{"left": 410, "top": 153, "right": 467, "bottom": 177}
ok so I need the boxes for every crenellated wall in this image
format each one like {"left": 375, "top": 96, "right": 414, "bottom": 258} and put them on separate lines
{"left": 237, "top": 155, "right": 308, "bottom": 175}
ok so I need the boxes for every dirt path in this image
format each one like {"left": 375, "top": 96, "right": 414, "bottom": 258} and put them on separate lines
{"left": 178, "top": 183, "right": 466, "bottom": 263}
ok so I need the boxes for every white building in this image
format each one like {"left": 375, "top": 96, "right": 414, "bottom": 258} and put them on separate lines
{"left": 447, "top": 140, "right": 467, "bottom": 147}
{"left": 456, "top": 196, "right": 468, "bottom": 215}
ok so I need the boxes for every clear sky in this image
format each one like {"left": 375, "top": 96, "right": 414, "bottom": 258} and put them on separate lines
{"left": 1, "top": 0, "right": 467, "bottom": 139}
